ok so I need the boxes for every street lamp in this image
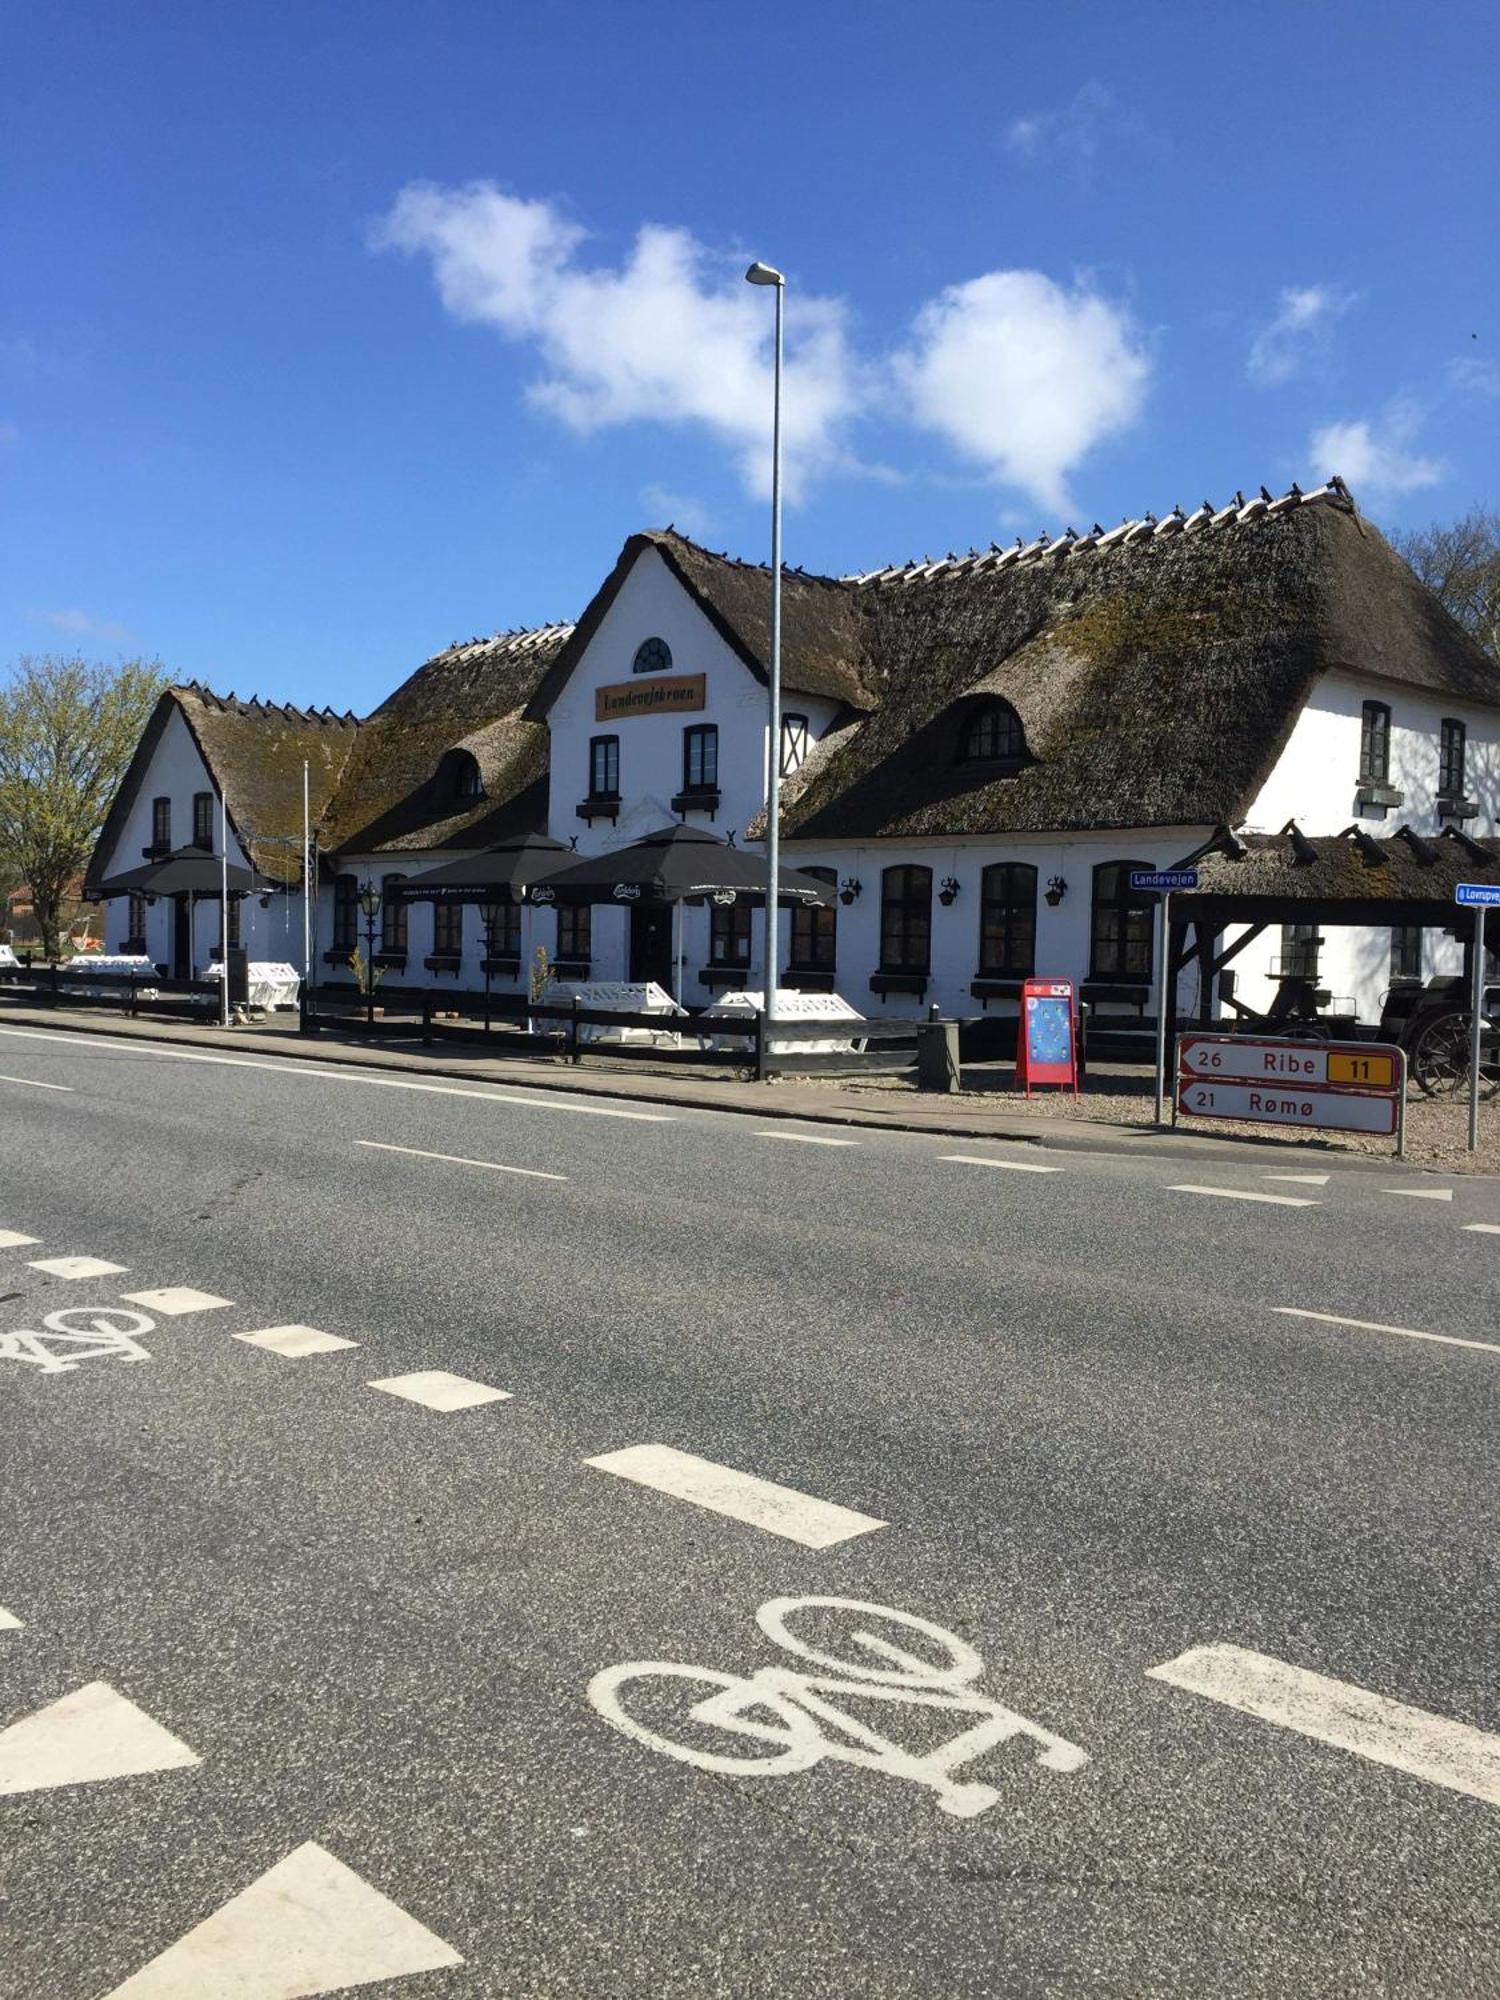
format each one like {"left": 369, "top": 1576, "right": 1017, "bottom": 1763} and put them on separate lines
{"left": 745, "top": 259, "right": 784, "bottom": 1036}
{"left": 356, "top": 880, "right": 382, "bottom": 1027}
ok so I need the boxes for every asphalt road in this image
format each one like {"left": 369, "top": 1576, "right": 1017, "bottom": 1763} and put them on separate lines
{"left": 0, "top": 1020, "right": 1496, "bottom": 1999}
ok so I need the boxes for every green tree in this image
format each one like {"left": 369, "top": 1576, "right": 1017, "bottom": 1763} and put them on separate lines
{"left": 1392, "top": 509, "right": 1500, "bottom": 661}
{"left": 0, "top": 654, "right": 167, "bottom": 958}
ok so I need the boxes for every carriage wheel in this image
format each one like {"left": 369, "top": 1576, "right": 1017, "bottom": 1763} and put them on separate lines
{"left": 1409, "top": 1010, "right": 1500, "bottom": 1100}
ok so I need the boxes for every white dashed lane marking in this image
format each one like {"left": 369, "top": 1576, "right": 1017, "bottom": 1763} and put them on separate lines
{"left": 1463, "top": 1223, "right": 1500, "bottom": 1235}
{"left": 0, "top": 1682, "right": 200, "bottom": 1797}
{"left": 354, "top": 1139, "right": 567, "bottom": 1181}
{"left": 1381, "top": 1186, "right": 1454, "bottom": 1201}
{"left": 754, "top": 1131, "right": 860, "bottom": 1146}
{"left": 1167, "top": 1185, "right": 1318, "bottom": 1208}
{"left": 0, "top": 1230, "right": 40, "bottom": 1249}
{"left": 1262, "top": 1173, "right": 1329, "bottom": 1186}
{"left": 0, "top": 1607, "right": 22, "bottom": 1631}
{"left": 1148, "top": 1642, "right": 1500, "bottom": 1808}
{"left": 368, "top": 1370, "right": 511, "bottom": 1411}
{"left": 103, "top": 1840, "right": 463, "bottom": 1997}
{"left": 234, "top": 1324, "right": 358, "bottom": 1358}
{"left": 1272, "top": 1306, "right": 1500, "bottom": 1357}
{"left": 27, "top": 1255, "right": 129, "bottom": 1280}
{"left": 587, "top": 1443, "right": 886, "bottom": 1549}
{"left": 938, "top": 1154, "right": 1062, "bottom": 1174}
{"left": 0, "top": 1072, "right": 72, "bottom": 1092}
{"left": 121, "top": 1287, "right": 233, "bottom": 1316}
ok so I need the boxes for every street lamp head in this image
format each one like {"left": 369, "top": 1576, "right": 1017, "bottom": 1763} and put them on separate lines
{"left": 744, "top": 261, "right": 784, "bottom": 287}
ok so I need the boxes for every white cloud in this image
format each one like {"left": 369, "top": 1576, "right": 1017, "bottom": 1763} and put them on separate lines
{"left": 372, "top": 182, "right": 860, "bottom": 500}
{"left": 36, "top": 607, "right": 132, "bottom": 642}
{"left": 1005, "top": 82, "right": 1119, "bottom": 186}
{"left": 1308, "top": 401, "right": 1445, "bottom": 497}
{"left": 893, "top": 271, "right": 1151, "bottom": 513}
{"left": 1247, "top": 285, "right": 1358, "bottom": 387}
{"left": 639, "top": 484, "right": 717, "bottom": 541}
{"left": 1448, "top": 354, "right": 1500, "bottom": 397}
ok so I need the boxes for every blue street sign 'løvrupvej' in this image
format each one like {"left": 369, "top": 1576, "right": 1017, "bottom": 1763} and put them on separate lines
{"left": 1455, "top": 882, "right": 1500, "bottom": 907}
{"left": 1129, "top": 869, "right": 1200, "bottom": 893}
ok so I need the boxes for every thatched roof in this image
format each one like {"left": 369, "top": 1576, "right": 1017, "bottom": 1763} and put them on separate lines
{"left": 778, "top": 484, "right": 1500, "bottom": 840}
{"left": 87, "top": 684, "right": 361, "bottom": 892}
{"left": 1173, "top": 821, "right": 1500, "bottom": 923}
{"left": 527, "top": 529, "right": 877, "bottom": 720}
{"left": 323, "top": 623, "right": 572, "bottom": 854}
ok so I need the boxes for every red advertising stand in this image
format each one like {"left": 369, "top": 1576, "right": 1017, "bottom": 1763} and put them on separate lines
{"left": 1016, "top": 978, "right": 1079, "bottom": 1099}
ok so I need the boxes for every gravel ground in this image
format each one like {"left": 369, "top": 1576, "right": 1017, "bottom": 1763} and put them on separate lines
{"left": 794, "top": 1064, "right": 1500, "bottom": 1172}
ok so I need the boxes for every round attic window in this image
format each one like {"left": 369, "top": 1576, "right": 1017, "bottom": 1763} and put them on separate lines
{"left": 632, "top": 637, "right": 672, "bottom": 675}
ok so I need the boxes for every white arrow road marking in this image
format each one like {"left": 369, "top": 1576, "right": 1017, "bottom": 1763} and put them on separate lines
{"left": 122, "top": 1287, "right": 234, "bottom": 1316}
{"left": 0, "top": 1682, "right": 199, "bottom": 1796}
{"left": 0, "top": 1230, "right": 40, "bottom": 1248}
{"left": 1147, "top": 1643, "right": 1500, "bottom": 1808}
{"left": 754, "top": 1131, "right": 860, "bottom": 1146}
{"left": 234, "top": 1325, "right": 358, "bottom": 1358}
{"left": 0, "top": 1607, "right": 22, "bottom": 1631}
{"left": 1462, "top": 1223, "right": 1500, "bottom": 1235}
{"left": 354, "top": 1138, "right": 567, "bottom": 1181}
{"left": 1167, "top": 1184, "right": 1318, "bottom": 1207}
{"left": 1381, "top": 1186, "right": 1454, "bottom": 1200}
{"left": 101, "top": 1840, "right": 463, "bottom": 1998}
{"left": 938, "top": 1154, "right": 1062, "bottom": 1174}
{"left": 1272, "top": 1306, "right": 1500, "bottom": 1357}
{"left": 27, "top": 1255, "right": 128, "bottom": 1280}
{"left": 588, "top": 1444, "right": 886, "bottom": 1548}
{"left": 368, "top": 1370, "right": 511, "bottom": 1412}
{"left": 0, "top": 1072, "right": 72, "bottom": 1091}
{"left": 1262, "top": 1173, "right": 1330, "bottom": 1185}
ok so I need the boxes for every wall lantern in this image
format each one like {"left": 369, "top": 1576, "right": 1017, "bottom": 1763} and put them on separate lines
{"left": 1044, "top": 875, "right": 1068, "bottom": 907}
{"left": 938, "top": 876, "right": 960, "bottom": 906}
{"left": 838, "top": 877, "right": 862, "bottom": 906}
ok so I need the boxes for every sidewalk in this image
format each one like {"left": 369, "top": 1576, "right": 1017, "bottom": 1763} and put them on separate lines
{"left": 1, "top": 999, "right": 1463, "bottom": 1175}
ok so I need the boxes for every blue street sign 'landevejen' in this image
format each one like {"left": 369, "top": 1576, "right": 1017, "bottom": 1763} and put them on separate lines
{"left": 1129, "top": 869, "right": 1200, "bottom": 893}
{"left": 1455, "top": 882, "right": 1500, "bottom": 907}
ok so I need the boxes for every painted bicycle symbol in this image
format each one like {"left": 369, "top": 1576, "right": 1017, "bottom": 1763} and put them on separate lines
{"left": 0, "top": 1307, "right": 155, "bottom": 1375}
{"left": 588, "top": 1596, "right": 1088, "bottom": 1818}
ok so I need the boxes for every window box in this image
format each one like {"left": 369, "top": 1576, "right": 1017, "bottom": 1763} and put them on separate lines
{"left": 671, "top": 787, "right": 721, "bottom": 817}
{"left": 783, "top": 967, "right": 835, "bottom": 993}
{"left": 869, "top": 971, "right": 928, "bottom": 998}
{"left": 481, "top": 954, "right": 522, "bottom": 977}
{"left": 372, "top": 950, "right": 407, "bottom": 971}
{"left": 970, "top": 976, "right": 1025, "bottom": 1004}
{"left": 424, "top": 952, "right": 463, "bottom": 975}
{"left": 577, "top": 794, "right": 621, "bottom": 824}
{"left": 140, "top": 841, "right": 170, "bottom": 860}
{"left": 551, "top": 957, "right": 591, "bottom": 979}
{"left": 323, "top": 948, "right": 356, "bottom": 969}
{"left": 1438, "top": 796, "right": 1479, "bottom": 822}
{"left": 698, "top": 963, "right": 750, "bottom": 988}
{"left": 1080, "top": 980, "right": 1148, "bottom": 1008}
{"left": 1355, "top": 781, "right": 1405, "bottom": 810}
{"left": 123, "top": 936, "right": 147, "bottom": 955}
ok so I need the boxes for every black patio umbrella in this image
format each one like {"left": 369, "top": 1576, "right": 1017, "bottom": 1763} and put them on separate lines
{"left": 96, "top": 849, "right": 275, "bottom": 898}
{"left": 390, "top": 832, "right": 571, "bottom": 904}
{"left": 538, "top": 824, "right": 833, "bottom": 907}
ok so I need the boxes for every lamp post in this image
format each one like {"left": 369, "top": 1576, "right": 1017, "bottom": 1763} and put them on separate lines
{"left": 479, "top": 896, "right": 502, "bottom": 1035}
{"left": 746, "top": 259, "right": 784, "bottom": 1031}
{"left": 357, "top": 881, "right": 382, "bottom": 1027}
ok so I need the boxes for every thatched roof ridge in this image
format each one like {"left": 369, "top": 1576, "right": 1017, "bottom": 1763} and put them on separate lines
{"left": 780, "top": 485, "right": 1500, "bottom": 841}
{"left": 1174, "top": 821, "right": 1500, "bottom": 916}
{"left": 322, "top": 622, "right": 573, "bottom": 855}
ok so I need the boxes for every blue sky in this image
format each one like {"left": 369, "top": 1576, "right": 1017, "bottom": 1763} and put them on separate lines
{"left": 3, "top": 2, "right": 1497, "bottom": 712}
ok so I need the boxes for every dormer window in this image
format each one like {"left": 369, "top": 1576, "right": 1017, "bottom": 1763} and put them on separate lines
{"left": 633, "top": 637, "right": 672, "bottom": 675}
{"left": 957, "top": 700, "right": 1023, "bottom": 768}
{"left": 436, "top": 749, "right": 484, "bottom": 801}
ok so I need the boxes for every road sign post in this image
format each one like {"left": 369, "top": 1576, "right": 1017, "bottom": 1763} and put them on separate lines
{"left": 1455, "top": 884, "right": 1500, "bottom": 1153}
{"left": 1130, "top": 870, "right": 1199, "bottom": 1125}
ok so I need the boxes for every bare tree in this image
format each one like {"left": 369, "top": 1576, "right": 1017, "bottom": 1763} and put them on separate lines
{"left": 1392, "top": 509, "right": 1500, "bottom": 661}
{"left": 0, "top": 654, "right": 166, "bottom": 958}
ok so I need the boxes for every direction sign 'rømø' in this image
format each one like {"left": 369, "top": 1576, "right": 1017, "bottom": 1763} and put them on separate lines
{"left": 1176, "top": 1034, "right": 1405, "bottom": 1150}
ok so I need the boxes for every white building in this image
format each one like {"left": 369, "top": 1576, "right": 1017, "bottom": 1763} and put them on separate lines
{"left": 89, "top": 481, "right": 1500, "bottom": 1034}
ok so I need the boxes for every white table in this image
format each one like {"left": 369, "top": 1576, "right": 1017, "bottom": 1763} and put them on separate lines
{"left": 60, "top": 952, "right": 160, "bottom": 998}
{"left": 701, "top": 988, "right": 865, "bottom": 1055}
{"left": 549, "top": 980, "right": 688, "bottom": 1047}
{"left": 0, "top": 944, "right": 21, "bottom": 972}
{"left": 204, "top": 960, "right": 302, "bottom": 1010}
